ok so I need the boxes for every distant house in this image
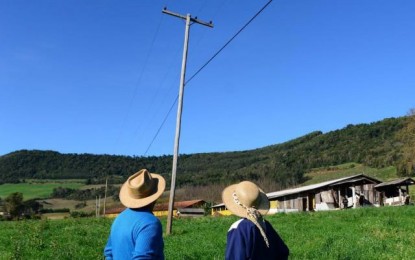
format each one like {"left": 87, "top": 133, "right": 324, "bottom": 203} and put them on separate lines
{"left": 267, "top": 174, "right": 382, "bottom": 213}
{"left": 375, "top": 177, "right": 415, "bottom": 206}
{"left": 212, "top": 174, "right": 415, "bottom": 216}
{"left": 153, "top": 199, "right": 207, "bottom": 217}
{"left": 105, "top": 199, "right": 207, "bottom": 218}
{"left": 211, "top": 203, "right": 231, "bottom": 216}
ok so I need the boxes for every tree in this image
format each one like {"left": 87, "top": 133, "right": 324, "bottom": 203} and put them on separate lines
{"left": 4, "top": 192, "right": 24, "bottom": 219}
{"left": 396, "top": 109, "right": 415, "bottom": 176}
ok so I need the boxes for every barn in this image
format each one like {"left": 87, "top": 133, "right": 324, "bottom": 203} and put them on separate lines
{"left": 267, "top": 174, "right": 382, "bottom": 213}
{"left": 153, "top": 199, "right": 207, "bottom": 217}
{"left": 375, "top": 177, "right": 415, "bottom": 206}
{"left": 211, "top": 174, "right": 415, "bottom": 215}
{"left": 212, "top": 174, "right": 415, "bottom": 216}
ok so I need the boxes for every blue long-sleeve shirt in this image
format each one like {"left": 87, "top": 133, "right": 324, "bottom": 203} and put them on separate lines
{"left": 225, "top": 218, "right": 289, "bottom": 260}
{"left": 104, "top": 208, "right": 164, "bottom": 260}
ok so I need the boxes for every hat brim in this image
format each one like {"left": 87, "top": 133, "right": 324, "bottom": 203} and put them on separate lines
{"left": 222, "top": 184, "right": 270, "bottom": 218}
{"left": 119, "top": 173, "right": 166, "bottom": 209}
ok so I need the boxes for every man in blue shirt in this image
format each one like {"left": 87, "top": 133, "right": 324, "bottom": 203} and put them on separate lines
{"left": 222, "top": 181, "right": 289, "bottom": 260}
{"left": 104, "top": 169, "right": 166, "bottom": 260}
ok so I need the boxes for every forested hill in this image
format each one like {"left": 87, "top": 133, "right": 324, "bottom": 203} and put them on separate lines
{"left": 1, "top": 116, "right": 414, "bottom": 187}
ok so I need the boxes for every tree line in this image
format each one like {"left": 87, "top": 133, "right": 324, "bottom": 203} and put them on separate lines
{"left": 1, "top": 115, "right": 414, "bottom": 189}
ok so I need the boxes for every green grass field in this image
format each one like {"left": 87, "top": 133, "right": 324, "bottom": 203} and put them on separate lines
{"left": 0, "top": 181, "right": 85, "bottom": 200}
{"left": 1, "top": 206, "right": 415, "bottom": 259}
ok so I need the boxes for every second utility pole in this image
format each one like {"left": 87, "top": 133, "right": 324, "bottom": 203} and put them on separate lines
{"left": 162, "top": 8, "right": 213, "bottom": 235}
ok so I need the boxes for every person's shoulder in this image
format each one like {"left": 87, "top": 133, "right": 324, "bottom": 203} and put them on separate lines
{"left": 137, "top": 210, "right": 161, "bottom": 225}
{"left": 228, "top": 218, "right": 244, "bottom": 231}
{"left": 264, "top": 219, "right": 279, "bottom": 230}
{"left": 228, "top": 218, "right": 254, "bottom": 232}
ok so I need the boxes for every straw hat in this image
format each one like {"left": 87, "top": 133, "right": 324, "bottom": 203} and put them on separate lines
{"left": 222, "top": 181, "right": 270, "bottom": 218}
{"left": 119, "top": 169, "right": 166, "bottom": 209}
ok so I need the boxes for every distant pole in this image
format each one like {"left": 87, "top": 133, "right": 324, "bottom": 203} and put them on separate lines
{"left": 103, "top": 177, "right": 108, "bottom": 216}
{"left": 95, "top": 196, "right": 98, "bottom": 217}
{"left": 162, "top": 8, "right": 213, "bottom": 235}
{"left": 98, "top": 195, "right": 101, "bottom": 217}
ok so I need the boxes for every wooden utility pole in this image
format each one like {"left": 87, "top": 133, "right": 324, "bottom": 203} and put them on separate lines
{"left": 95, "top": 196, "right": 98, "bottom": 217}
{"left": 103, "top": 177, "right": 108, "bottom": 216}
{"left": 162, "top": 8, "right": 213, "bottom": 235}
{"left": 98, "top": 195, "right": 101, "bottom": 216}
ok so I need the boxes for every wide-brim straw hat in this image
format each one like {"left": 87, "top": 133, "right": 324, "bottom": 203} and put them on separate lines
{"left": 222, "top": 181, "right": 270, "bottom": 218}
{"left": 119, "top": 169, "right": 166, "bottom": 209}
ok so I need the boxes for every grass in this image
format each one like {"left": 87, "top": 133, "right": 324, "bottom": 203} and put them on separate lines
{"left": 1, "top": 206, "right": 415, "bottom": 259}
{"left": 304, "top": 163, "right": 397, "bottom": 185}
{"left": 0, "top": 181, "right": 85, "bottom": 200}
{"left": 41, "top": 212, "right": 71, "bottom": 220}
{"left": 24, "top": 179, "right": 86, "bottom": 184}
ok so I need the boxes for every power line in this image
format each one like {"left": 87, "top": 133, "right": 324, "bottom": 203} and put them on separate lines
{"left": 113, "top": 12, "right": 165, "bottom": 154}
{"left": 143, "top": 0, "right": 273, "bottom": 155}
{"left": 144, "top": 95, "right": 178, "bottom": 156}
{"left": 186, "top": 0, "right": 273, "bottom": 85}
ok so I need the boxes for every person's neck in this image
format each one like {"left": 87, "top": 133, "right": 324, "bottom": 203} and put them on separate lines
{"left": 131, "top": 202, "right": 156, "bottom": 212}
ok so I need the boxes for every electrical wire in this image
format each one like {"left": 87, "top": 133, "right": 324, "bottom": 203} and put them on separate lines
{"left": 186, "top": 0, "right": 273, "bottom": 85}
{"left": 113, "top": 11, "right": 165, "bottom": 154}
{"left": 144, "top": 96, "right": 178, "bottom": 156}
{"left": 143, "top": 0, "right": 273, "bottom": 155}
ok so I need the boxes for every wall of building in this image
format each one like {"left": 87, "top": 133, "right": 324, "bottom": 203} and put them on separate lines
{"left": 153, "top": 210, "right": 178, "bottom": 217}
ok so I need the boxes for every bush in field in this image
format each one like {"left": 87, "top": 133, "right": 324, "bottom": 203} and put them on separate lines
{"left": 75, "top": 201, "right": 87, "bottom": 209}
{"left": 3, "top": 193, "right": 43, "bottom": 220}
{"left": 70, "top": 211, "right": 94, "bottom": 218}
{"left": 4, "top": 192, "right": 24, "bottom": 219}
{"left": 40, "top": 208, "right": 70, "bottom": 214}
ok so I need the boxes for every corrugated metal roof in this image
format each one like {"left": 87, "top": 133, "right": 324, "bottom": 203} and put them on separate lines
{"left": 331, "top": 176, "right": 380, "bottom": 186}
{"left": 153, "top": 199, "right": 206, "bottom": 211}
{"left": 267, "top": 174, "right": 371, "bottom": 199}
{"left": 375, "top": 177, "right": 415, "bottom": 188}
{"left": 211, "top": 203, "right": 225, "bottom": 208}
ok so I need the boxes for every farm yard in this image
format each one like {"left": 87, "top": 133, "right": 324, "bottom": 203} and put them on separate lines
{"left": 1, "top": 206, "right": 414, "bottom": 259}
{"left": 1, "top": 164, "right": 414, "bottom": 258}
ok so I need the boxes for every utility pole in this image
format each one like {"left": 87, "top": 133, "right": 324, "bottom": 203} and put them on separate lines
{"left": 95, "top": 196, "right": 98, "bottom": 217}
{"left": 98, "top": 195, "right": 101, "bottom": 217}
{"left": 103, "top": 177, "right": 108, "bottom": 216}
{"left": 162, "top": 7, "right": 213, "bottom": 235}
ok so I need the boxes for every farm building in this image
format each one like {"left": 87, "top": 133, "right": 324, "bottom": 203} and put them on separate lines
{"left": 212, "top": 174, "right": 415, "bottom": 215}
{"left": 105, "top": 199, "right": 207, "bottom": 218}
{"left": 375, "top": 177, "right": 415, "bottom": 206}
{"left": 153, "top": 199, "right": 207, "bottom": 217}
{"left": 267, "top": 174, "right": 382, "bottom": 213}
{"left": 211, "top": 203, "right": 231, "bottom": 216}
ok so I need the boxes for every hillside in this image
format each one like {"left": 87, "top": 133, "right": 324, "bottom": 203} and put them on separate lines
{"left": 0, "top": 116, "right": 413, "bottom": 188}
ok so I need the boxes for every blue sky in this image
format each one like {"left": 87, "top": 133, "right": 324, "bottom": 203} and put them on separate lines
{"left": 1, "top": 0, "right": 414, "bottom": 157}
